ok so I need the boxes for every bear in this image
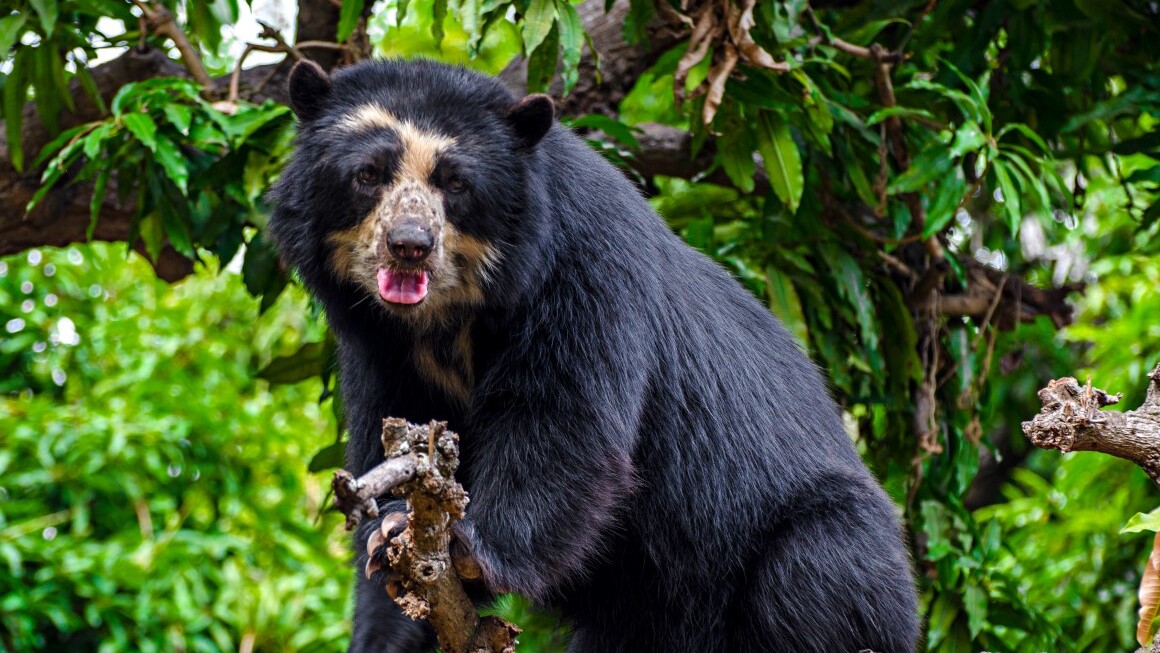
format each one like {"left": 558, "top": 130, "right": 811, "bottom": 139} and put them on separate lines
{"left": 268, "top": 58, "right": 920, "bottom": 653}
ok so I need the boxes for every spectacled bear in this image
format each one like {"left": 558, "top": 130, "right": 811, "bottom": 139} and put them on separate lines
{"left": 269, "top": 58, "right": 919, "bottom": 653}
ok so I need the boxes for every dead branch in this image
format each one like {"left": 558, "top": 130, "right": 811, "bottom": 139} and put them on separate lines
{"left": 333, "top": 418, "right": 519, "bottom": 653}
{"left": 1022, "top": 364, "right": 1160, "bottom": 484}
{"left": 332, "top": 453, "right": 421, "bottom": 530}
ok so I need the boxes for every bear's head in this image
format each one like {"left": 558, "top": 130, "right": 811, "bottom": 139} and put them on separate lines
{"left": 269, "top": 59, "right": 554, "bottom": 328}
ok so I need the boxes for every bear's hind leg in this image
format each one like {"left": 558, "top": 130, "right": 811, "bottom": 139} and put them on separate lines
{"left": 733, "top": 494, "right": 919, "bottom": 653}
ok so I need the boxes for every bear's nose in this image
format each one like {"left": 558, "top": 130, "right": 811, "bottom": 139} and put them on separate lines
{"left": 386, "top": 224, "right": 434, "bottom": 263}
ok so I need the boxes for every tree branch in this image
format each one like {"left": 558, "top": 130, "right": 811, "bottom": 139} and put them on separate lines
{"left": 134, "top": 0, "right": 216, "bottom": 90}
{"left": 296, "top": 0, "right": 344, "bottom": 70}
{"left": 1022, "top": 364, "right": 1160, "bottom": 484}
{"left": 334, "top": 419, "right": 519, "bottom": 653}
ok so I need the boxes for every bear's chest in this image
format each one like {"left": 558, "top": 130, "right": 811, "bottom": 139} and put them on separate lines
{"left": 410, "top": 319, "right": 475, "bottom": 406}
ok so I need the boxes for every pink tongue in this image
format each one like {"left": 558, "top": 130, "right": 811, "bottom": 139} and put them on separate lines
{"left": 377, "top": 268, "right": 429, "bottom": 304}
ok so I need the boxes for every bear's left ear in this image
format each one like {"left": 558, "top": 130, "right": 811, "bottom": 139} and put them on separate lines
{"left": 506, "top": 94, "right": 554, "bottom": 149}
{"left": 288, "top": 60, "right": 333, "bottom": 122}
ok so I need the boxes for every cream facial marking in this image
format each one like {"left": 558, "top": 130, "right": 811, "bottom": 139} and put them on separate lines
{"left": 338, "top": 104, "right": 455, "bottom": 184}
{"left": 324, "top": 104, "right": 501, "bottom": 327}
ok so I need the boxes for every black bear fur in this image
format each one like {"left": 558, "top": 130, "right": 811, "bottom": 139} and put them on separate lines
{"left": 269, "top": 58, "right": 919, "bottom": 653}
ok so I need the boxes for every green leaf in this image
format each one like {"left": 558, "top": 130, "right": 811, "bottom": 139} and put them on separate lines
{"left": 29, "top": 0, "right": 57, "bottom": 35}
{"left": 459, "top": 0, "right": 482, "bottom": 50}
{"left": 996, "top": 122, "right": 1051, "bottom": 155}
{"left": 991, "top": 160, "right": 1022, "bottom": 232}
{"left": 337, "top": 0, "right": 365, "bottom": 42}
{"left": 74, "top": 64, "right": 106, "bottom": 114}
{"left": 766, "top": 267, "right": 808, "bottom": 347}
{"left": 1002, "top": 150, "right": 1051, "bottom": 216}
{"left": 756, "top": 112, "right": 804, "bottom": 214}
{"left": 938, "top": 57, "right": 991, "bottom": 131}
{"left": 926, "top": 594, "right": 959, "bottom": 649}
{"left": 47, "top": 45, "right": 72, "bottom": 112}
{"left": 556, "top": 0, "right": 584, "bottom": 95}
{"left": 138, "top": 212, "right": 165, "bottom": 262}
{"left": 0, "top": 15, "right": 27, "bottom": 56}
{"left": 888, "top": 146, "right": 956, "bottom": 195}
{"left": 31, "top": 46, "right": 61, "bottom": 134}
{"left": 924, "top": 172, "right": 967, "bottom": 238}
{"left": 218, "top": 103, "right": 291, "bottom": 142}
{"left": 32, "top": 122, "right": 92, "bottom": 168}
{"left": 88, "top": 166, "right": 111, "bottom": 239}
{"left": 3, "top": 50, "right": 26, "bottom": 172}
{"left": 621, "top": 0, "right": 654, "bottom": 46}
{"left": 566, "top": 114, "right": 639, "bottom": 149}
{"left": 1144, "top": 200, "right": 1160, "bottom": 229}
{"left": 865, "top": 106, "right": 938, "bottom": 127}
{"left": 949, "top": 121, "right": 987, "bottom": 159}
{"left": 963, "top": 584, "right": 988, "bottom": 638}
{"left": 162, "top": 104, "right": 193, "bottom": 136}
{"left": 83, "top": 123, "right": 114, "bottom": 159}
{"left": 122, "top": 112, "right": 159, "bottom": 151}
{"left": 1126, "top": 165, "right": 1160, "bottom": 186}
{"left": 903, "top": 78, "right": 982, "bottom": 123}
{"left": 525, "top": 23, "right": 559, "bottom": 94}
{"left": 1122, "top": 508, "right": 1160, "bottom": 534}
{"left": 522, "top": 0, "right": 556, "bottom": 54}
{"left": 154, "top": 136, "right": 189, "bottom": 194}
{"left": 258, "top": 342, "right": 326, "bottom": 384}
{"left": 837, "top": 17, "right": 909, "bottom": 46}
{"left": 820, "top": 243, "right": 882, "bottom": 375}
{"left": 307, "top": 442, "right": 345, "bottom": 473}
{"left": 717, "top": 104, "right": 756, "bottom": 193}
{"left": 242, "top": 232, "right": 287, "bottom": 304}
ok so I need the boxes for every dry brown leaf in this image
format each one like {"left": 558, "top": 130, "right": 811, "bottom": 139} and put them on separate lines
{"left": 1138, "top": 532, "right": 1160, "bottom": 646}
{"left": 724, "top": 0, "right": 753, "bottom": 44}
{"left": 655, "top": 0, "right": 694, "bottom": 28}
{"left": 702, "top": 41, "right": 739, "bottom": 127}
{"left": 730, "top": 0, "right": 789, "bottom": 72}
{"left": 674, "top": 3, "right": 719, "bottom": 100}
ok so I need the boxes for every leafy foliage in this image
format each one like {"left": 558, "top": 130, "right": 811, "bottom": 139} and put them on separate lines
{"left": 0, "top": 245, "right": 348, "bottom": 652}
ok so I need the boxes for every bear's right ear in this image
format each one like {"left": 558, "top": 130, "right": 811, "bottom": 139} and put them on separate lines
{"left": 288, "top": 60, "right": 333, "bottom": 122}
{"left": 505, "top": 94, "right": 554, "bottom": 149}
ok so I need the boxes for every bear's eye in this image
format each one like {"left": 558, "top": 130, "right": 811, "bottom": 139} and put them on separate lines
{"left": 355, "top": 166, "right": 379, "bottom": 186}
{"left": 445, "top": 175, "right": 468, "bottom": 193}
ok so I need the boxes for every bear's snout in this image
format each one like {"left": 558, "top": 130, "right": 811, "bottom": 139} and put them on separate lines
{"left": 386, "top": 223, "right": 434, "bottom": 263}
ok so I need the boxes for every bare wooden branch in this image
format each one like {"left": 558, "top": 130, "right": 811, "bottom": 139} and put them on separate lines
{"left": 332, "top": 453, "right": 420, "bottom": 530}
{"left": 134, "top": 0, "right": 216, "bottom": 90}
{"left": 803, "top": 6, "right": 903, "bottom": 63}
{"left": 1022, "top": 364, "right": 1160, "bottom": 484}
{"left": 334, "top": 419, "right": 519, "bottom": 653}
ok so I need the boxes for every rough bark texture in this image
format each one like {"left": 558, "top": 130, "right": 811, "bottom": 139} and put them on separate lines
{"left": 333, "top": 418, "right": 518, "bottom": 653}
{"left": 1022, "top": 364, "right": 1160, "bottom": 484}
{"left": 332, "top": 454, "right": 421, "bottom": 530}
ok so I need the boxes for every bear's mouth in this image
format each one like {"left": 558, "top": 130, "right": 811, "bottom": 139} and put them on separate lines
{"left": 377, "top": 267, "right": 429, "bottom": 305}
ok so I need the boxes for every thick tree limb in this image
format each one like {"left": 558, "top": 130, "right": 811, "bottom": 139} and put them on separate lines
{"left": 1022, "top": 364, "right": 1160, "bottom": 484}
{"left": 0, "top": 48, "right": 196, "bottom": 280}
{"left": 333, "top": 418, "right": 518, "bottom": 653}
